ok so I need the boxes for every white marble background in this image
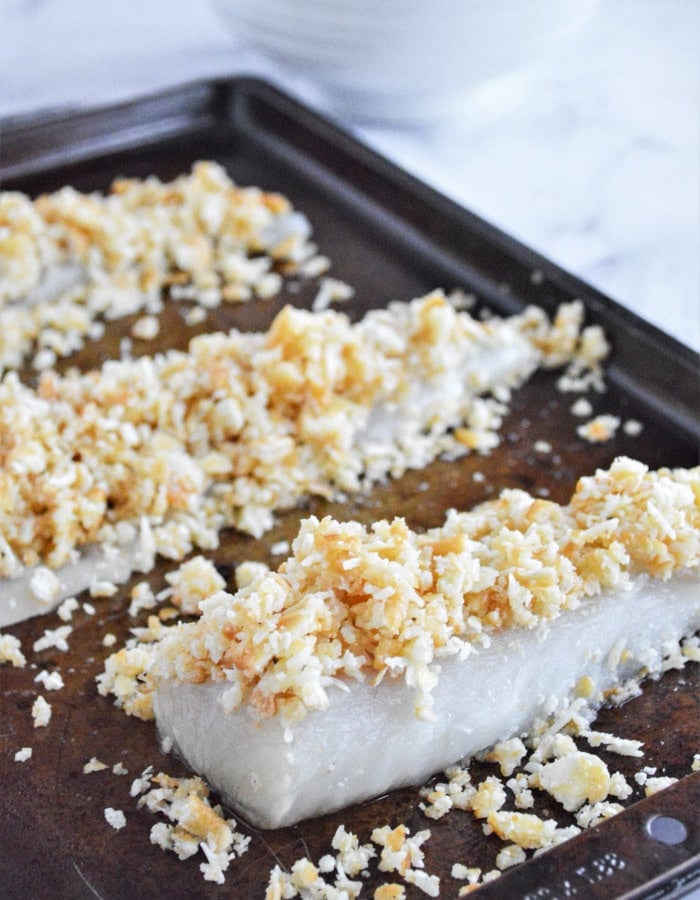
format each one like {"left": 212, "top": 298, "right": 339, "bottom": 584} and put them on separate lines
{"left": 1, "top": 0, "right": 698, "bottom": 352}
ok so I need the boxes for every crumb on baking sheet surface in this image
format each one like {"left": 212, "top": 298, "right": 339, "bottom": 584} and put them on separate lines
{"left": 131, "top": 315, "right": 160, "bottom": 341}
{"left": 131, "top": 768, "right": 250, "bottom": 885}
{"left": 33, "top": 625, "right": 72, "bottom": 653}
{"left": 34, "top": 668, "right": 64, "bottom": 691}
{"left": 577, "top": 414, "right": 620, "bottom": 443}
{"left": 31, "top": 694, "right": 51, "bottom": 727}
{"left": 0, "top": 632, "right": 26, "bottom": 667}
{"left": 104, "top": 807, "right": 127, "bottom": 830}
{"left": 57, "top": 597, "right": 79, "bottom": 621}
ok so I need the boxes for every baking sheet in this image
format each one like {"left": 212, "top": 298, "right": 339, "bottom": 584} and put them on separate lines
{"left": 0, "top": 77, "right": 698, "bottom": 898}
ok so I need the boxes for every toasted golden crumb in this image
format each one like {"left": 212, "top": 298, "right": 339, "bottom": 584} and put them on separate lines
{"left": 290, "top": 858, "right": 319, "bottom": 890}
{"left": 487, "top": 811, "right": 556, "bottom": 850}
{"left": 372, "top": 825, "right": 431, "bottom": 879}
{"left": 133, "top": 768, "right": 249, "bottom": 884}
{"left": 97, "top": 645, "right": 156, "bottom": 720}
{"left": 470, "top": 777, "right": 507, "bottom": 819}
{"left": 531, "top": 752, "right": 612, "bottom": 812}
{"left": 485, "top": 738, "right": 527, "bottom": 776}
{"left": 374, "top": 886, "right": 406, "bottom": 900}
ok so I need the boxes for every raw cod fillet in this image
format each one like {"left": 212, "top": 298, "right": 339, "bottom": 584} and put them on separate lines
{"left": 1, "top": 291, "right": 595, "bottom": 626}
{"left": 113, "top": 457, "right": 699, "bottom": 828}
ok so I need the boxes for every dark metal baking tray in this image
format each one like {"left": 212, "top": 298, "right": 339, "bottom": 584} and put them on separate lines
{"left": 0, "top": 77, "right": 698, "bottom": 899}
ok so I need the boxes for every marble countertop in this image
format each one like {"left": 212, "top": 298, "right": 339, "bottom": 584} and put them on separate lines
{"left": 1, "top": 0, "right": 698, "bottom": 353}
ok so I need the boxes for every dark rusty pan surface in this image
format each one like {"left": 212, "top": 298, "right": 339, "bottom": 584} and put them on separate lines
{"left": 0, "top": 79, "right": 698, "bottom": 898}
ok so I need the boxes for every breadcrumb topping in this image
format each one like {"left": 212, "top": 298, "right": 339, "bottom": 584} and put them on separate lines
{"left": 2, "top": 290, "right": 602, "bottom": 631}
{"left": 138, "top": 458, "right": 698, "bottom": 724}
{"left": 0, "top": 162, "right": 321, "bottom": 372}
{"left": 0, "top": 292, "right": 584, "bottom": 596}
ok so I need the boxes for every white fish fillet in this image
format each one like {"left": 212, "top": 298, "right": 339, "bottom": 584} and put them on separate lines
{"left": 153, "top": 571, "right": 698, "bottom": 829}
{"left": 0, "top": 525, "right": 154, "bottom": 628}
{"left": 145, "top": 458, "right": 700, "bottom": 829}
{"left": 1, "top": 292, "right": 564, "bottom": 627}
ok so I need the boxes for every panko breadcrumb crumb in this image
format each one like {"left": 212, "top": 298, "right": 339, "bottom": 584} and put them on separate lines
{"left": 130, "top": 768, "right": 249, "bottom": 885}
{"left": 104, "top": 808, "right": 127, "bottom": 830}
{"left": 33, "top": 625, "right": 72, "bottom": 653}
{"left": 0, "top": 632, "right": 26, "bottom": 667}
{"left": 577, "top": 413, "right": 620, "bottom": 443}
{"left": 644, "top": 776, "right": 679, "bottom": 796}
{"left": 34, "top": 669, "right": 64, "bottom": 691}
{"left": 31, "top": 695, "right": 52, "bottom": 727}
{"left": 165, "top": 556, "right": 225, "bottom": 615}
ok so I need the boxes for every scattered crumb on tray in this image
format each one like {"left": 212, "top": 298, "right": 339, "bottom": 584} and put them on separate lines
{"left": 577, "top": 414, "right": 620, "bottom": 443}
{"left": 31, "top": 695, "right": 52, "bottom": 728}
{"left": 0, "top": 632, "right": 26, "bottom": 667}
{"left": 104, "top": 807, "right": 127, "bottom": 831}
